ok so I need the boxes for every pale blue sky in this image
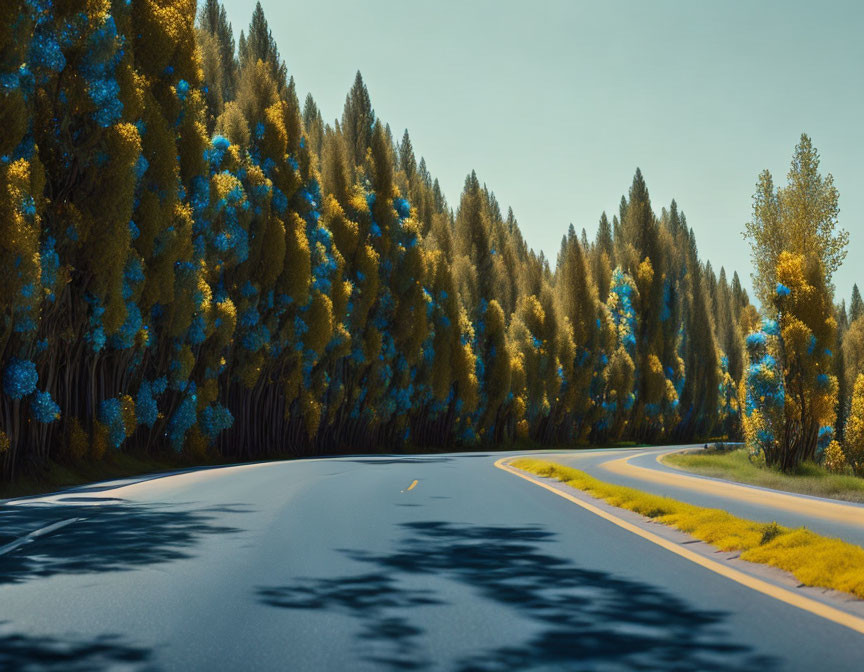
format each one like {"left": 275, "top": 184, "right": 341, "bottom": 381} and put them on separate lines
{"left": 222, "top": 0, "right": 863, "bottom": 306}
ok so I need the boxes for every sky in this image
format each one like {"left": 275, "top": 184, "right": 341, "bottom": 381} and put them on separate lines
{"left": 222, "top": 0, "right": 864, "bottom": 306}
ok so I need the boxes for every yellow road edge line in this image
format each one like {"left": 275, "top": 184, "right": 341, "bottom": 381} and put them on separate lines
{"left": 403, "top": 479, "right": 418, "bottom": 492}
{"left": 493, "top": 456, "right": 864, "bottom": 636}
{"left": 600, "top": 451, "right": 864, "bottom": 527}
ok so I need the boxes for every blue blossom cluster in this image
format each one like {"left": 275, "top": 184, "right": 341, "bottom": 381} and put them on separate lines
{"left": 99, "top": 398, "right": 127, "bottom": 449}
{"left": 200, "top": 404, "right": 234, "bottom": 442}
{"left": 745, "top": 354, "right": 785, "bottom": 412}
{"left": 31, "top": 390, "right": 60, "bottom": 423}
{"left": 309, "top": 225, "right": 338, "bottom": 295}
{"left": 204, "top": 135, "right": 231, "bottom": 170}
{"left": 40, "top": 237, "right": 59, "bottom": 301}
{"left": 743, "top": 323, "right": 785, "bottom": 457}
{"left": 745, "top": 332, "right": 767, "bottom": 349}
{"left": 176, "top": 79, "right": 190, "bottom": 102}
{"left": 111, "top": 260, "right": 144, "bottom": 351}
{"left": 79, "top": 16, "right": 125, "bottom": 127}
{"left": 136, "top": 378, "right": 167, "bottom": 428}
{"left": 83, "top": 294, "right": 107, "bottom": 352}
{"left": 215, "top": 175, "right": 251, "bottom": 264}
{"left": 3, "top": 358, "right": 38, "bottom": 400}
{"left": 817, "top": 425, "right": 834, "bottom": 455}
{"left": 660, "top": 279, "right": 673, "bottom": 322}
{"left": 29, "top": 27, "right": 66, "bottom": 78}
{"left": 609, "top": 268, "right": 637, "bottom": 355}
{"left": 166, "top": 386, "right": 198, "bottom": 450}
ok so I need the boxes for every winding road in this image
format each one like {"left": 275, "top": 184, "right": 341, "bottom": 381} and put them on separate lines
{"left": 1, "top": 447, "right": 863, "bottom": 670}
{"left": 553, "top": 445, "right": 864, "bottom": 546}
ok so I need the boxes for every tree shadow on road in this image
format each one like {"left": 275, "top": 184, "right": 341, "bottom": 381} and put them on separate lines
{"left": 0, "top": 624, "right": 156, "bottom": 672}
{"left": 258, "top": 521, "right": 780, "bottom": 671}
{"left": 0, "top": 500, "right": 251, "bottom": 669}
{"left": 258, "top": 572, "right": 441, "bottom": 669}
{"left": 0, "top": 500, "right": 249, "bottom": 586}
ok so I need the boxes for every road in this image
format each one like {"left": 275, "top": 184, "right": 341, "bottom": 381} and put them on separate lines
{"left": 552, "top": 445, "right": 864, "bottom": 546}
{"left": 1, "top": 449, "right": 862, "bottom": 671}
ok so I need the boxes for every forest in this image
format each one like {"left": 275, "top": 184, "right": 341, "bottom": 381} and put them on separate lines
{"left": 1, "top": 0, "right": 862, "bottom": 482}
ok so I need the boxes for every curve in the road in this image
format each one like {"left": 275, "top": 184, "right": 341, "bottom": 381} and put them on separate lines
{"left": 601, "top": 448, "right": 864, "bottom": 527}
{"left": 495, "top": 456, "right": 864, "bottom": 636}
{"left": 549, "top": 446, "right": 864, "bottom": 547}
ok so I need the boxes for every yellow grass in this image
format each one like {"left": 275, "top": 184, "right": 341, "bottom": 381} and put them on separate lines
{"left": 511, "top": 458, "right": 864, "bottom": 600}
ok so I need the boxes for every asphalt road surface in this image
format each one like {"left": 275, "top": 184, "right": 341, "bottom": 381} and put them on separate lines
{"left": 1, "top": 449, "right": 862, "bottom": 671}
{"left": 553, "top": 445, "right": 864, "bottom": 546}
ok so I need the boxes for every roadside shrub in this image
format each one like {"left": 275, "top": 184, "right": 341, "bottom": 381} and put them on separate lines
{"left": 845, "top": 374, "right": 864, "bottom": 475}
{"left": 91, "top": 422, "right": 109, "bottom": 461}
{"left": 68, "top": 418, "right": 89, "bottom": 461}
{"left": 760, "top": 521, "right": 783, "bottom": 545}
{"left": 822, "top": 440, "right": 848, "bottom": 474}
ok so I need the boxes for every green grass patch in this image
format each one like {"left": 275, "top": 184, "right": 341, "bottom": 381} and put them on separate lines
{"left": 511, "top": 458, "right": 864, "bottom": 600}
{"left": 663, "top": 447, "right": 864, "bottom": 504}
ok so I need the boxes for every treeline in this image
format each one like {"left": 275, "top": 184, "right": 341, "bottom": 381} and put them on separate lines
{"left": 0, "top": 0, "right": 755, "bottom": 478}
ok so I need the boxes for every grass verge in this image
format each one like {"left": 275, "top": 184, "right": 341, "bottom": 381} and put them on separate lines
{"left": 511, "top": 458, "right": 864, "bottom": 600}
{"left": 663, "top": 447, "right": 864, "bottom": 504}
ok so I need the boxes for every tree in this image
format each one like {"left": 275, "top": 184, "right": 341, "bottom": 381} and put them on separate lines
{"left": 851, "top": 284, "right": 863, "bottom": 323}
{"left": 835, "top": 320, "right": 849, "bottom": 441}
{"left": 593, "top": 212, "right": 613, "bottom": 300}
{"left": 556, "top": 232, "right": 609, "bottom": 438}
{"left": 198, "top": 0, "right": 238, "bottom": 107}
{"left": 745, "top": 134, "right": 847, "bottom": 309}
{"left": 455, "top": 171, "right": 496, "bottom": 310}
{"left": 679, "top": 233, "right": 719, "bottom": 439}
{"left": 844, "top": 374, "right": 864, "bottom": 474}
{"left": 773, "top": 252, "right": 838, "bottom": 467}
{"left": 742, "top": 136, "right": 846, "bottom": 469}
{"left": 240, "top": 2, "right": 287, "bottom": 91}
{"left": 603, "top": 268, "right": 638, "bottom": 440}
{"left": 398, "top": 130, "right": 417, "bottom": 181}
{"left": 302, "top": 94, "right": 324, "bottom": 158}
{"left": 342, "top": 71, "right": 375, "bottom": 169}
{"left": 731, "top": 271, "right": 748, "bottom": 314}
{"left": 844, "top": 317, "right": 864, "bottom": 399}
{"left": 617, "top": 170, "right": 689, "bottom": 440}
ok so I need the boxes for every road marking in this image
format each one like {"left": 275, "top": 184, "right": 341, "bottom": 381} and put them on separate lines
{"left": 0, "top": 517, "right": 83, "bottom": 557}
{"left": 600, "top": 451, "right": 864, "bottom": 527}
{"left": 402, "top": 480, "right": 419, "bottom": 493}
{"left": 494, "top": 457, "right": 864, "bottom": 636}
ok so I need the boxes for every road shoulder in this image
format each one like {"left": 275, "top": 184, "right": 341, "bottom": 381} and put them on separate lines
{"left": 496, "top": 456, "right": 864, "bottom": 635}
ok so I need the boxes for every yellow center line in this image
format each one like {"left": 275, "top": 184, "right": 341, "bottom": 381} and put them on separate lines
{"left": 494, "top": 456, "right": 864, "bottom": 636}
{"left": 598, "top": 451, "right": 864, "bottom": 527}
{"left": 402, "top": 479, "right": 418, "bottom": 492}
